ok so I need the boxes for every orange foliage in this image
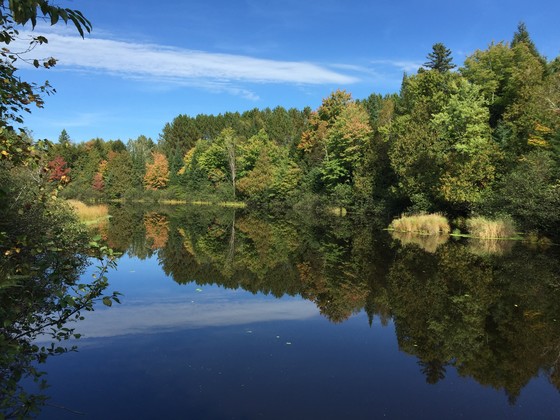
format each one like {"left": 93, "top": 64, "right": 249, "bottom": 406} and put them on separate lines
{"left": 144, "top": 152, "right": 170, "bottom": 190}
{"left": 144, "top": 212, "right": 169, "bottom": 250}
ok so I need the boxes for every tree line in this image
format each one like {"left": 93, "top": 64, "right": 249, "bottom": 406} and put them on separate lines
{"left": 47, "top": 23, "right": 560, "bottom": 236}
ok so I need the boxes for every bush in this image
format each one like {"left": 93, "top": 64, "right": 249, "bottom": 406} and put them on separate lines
{"left": 466, "top": 216, "right": 516, "bottom": 239}
{"left": 390, "top": 213, "right": 450, "bottom": 235}
{"left": 482, "top": 150, "right": 560, "bottom": 235}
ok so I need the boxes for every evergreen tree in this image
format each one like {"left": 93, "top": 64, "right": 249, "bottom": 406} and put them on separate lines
{"left": 511, "top": 22, "right": 545, "bottom": 66}
{"left": 58, "top": 129, "right": 71, "bottom": 145}
{"left": 424, "top": 43, "right": 456, "bottom": 73}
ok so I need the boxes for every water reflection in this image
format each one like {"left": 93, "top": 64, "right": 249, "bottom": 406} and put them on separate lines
{"left": 100, "top": 204, "right": 560, "bottom": 404}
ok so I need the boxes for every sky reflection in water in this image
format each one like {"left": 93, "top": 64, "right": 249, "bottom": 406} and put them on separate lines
{"left": 36, "top": 207, "right": 560, "bottom": 419}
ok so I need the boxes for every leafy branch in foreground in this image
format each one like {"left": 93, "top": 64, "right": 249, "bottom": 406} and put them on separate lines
{"left": 1, "top": 231, "right": 120, "bottom": 419}
{"left": 0, "top": 0, "right": 92, "bottom": 131}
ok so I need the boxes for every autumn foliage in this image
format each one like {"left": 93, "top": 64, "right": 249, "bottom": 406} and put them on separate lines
{"left": 47, "top": 155, "right": 71, "bottom": 183}
{"left": 144, "top": 213, "right": 169, "bottom": 249}
{"left": 143, "top": 152, "right": 170, "bottom": 190}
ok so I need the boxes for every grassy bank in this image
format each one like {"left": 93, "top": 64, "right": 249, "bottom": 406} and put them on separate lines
{"left": 67, "top": 200, "right": 109, "bottom": 224}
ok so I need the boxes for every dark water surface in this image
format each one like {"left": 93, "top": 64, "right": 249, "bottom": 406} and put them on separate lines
{"left": 36, "top": 205, "right": 560, "bottom": 419}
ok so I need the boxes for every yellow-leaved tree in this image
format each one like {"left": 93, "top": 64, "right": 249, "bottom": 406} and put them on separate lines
{"left": 144, "top": 152, "right": 170, "bottom": 190}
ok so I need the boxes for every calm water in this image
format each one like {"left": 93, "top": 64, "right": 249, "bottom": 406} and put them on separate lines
{"left": 35, "top": 205, "right": 560, "bottom": 419}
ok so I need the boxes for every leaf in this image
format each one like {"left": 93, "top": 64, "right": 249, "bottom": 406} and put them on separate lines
{"left": 50, "top": 10, "right": 59, "bottom": 26}
{"left": 102, "top": 297, "right": 112, "bottom": 307}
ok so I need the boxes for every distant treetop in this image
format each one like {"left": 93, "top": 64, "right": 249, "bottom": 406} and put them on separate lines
{"left": 423, "top": 43, "right": 456, "bottom": 73}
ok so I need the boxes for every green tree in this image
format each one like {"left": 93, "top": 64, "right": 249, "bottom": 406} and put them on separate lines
{"left": 127, "top": 135, "right": 154, "bottom": 187}
{"left": 388, "top": 70, "right": 458, "bottom": 211}
{"left": 461, "top": 42, "right": 514, "bottom": 126}
{"left": 159, "top": 114, "right": 200, "bottom": 182}
{"left": 511, "top": 22, "right": 546, "bottom": 67}
{"left": 58, "top": 129, "right": 70, "bottom": 145}
{"left": 388, "top": 71, "right": 498, "bottom": 213}
{"left": 320, "top": 102, "right": 372, "bottom": 190}
{"left": 430, "top": 79, "right": 501, "bottom": 208}
{"left": 298, "top": 90, "right": 353, "bottom": 167}
{"left": 104, "top": 151, "right": 134, "bottom": 199}
{"left": 423, "top": 43, "right": 456, "bottom": 73}
{"left": 483, "top": 150, "right": 560, "bottom": 234}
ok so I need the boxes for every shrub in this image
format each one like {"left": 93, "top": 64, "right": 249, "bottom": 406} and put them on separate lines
{"left": 466, "top": 216, "right": 516, "bottom": 239}
{"left": 390, "top": 213, "right": 450, "bottom": 235}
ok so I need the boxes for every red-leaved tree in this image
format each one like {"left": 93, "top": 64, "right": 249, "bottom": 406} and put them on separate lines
{"left": 47, "top": 155, "right": 71, "bottom": 183}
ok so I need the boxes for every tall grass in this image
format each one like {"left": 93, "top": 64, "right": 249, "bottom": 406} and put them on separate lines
{"left": 390, "top": 213, "right": 450, "bottom": 236}
{"left": 466, "top": 216, "right": 516, "bottom": 239}
{"left": 67, "top": 199, "right": 109, "bottom": 223}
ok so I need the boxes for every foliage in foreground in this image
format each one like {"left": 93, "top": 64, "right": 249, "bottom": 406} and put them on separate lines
{"left": 1, "top": 2, "right": 120, "bottom": 416}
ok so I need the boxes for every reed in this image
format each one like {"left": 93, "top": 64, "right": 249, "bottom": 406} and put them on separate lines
{"left": 466, "top": 216, "right": 516, "bottom": 239}
{"left": 67, "top": 199, "right": 109, "bottom": 223}
{"left": 390, "top": 213, "right": 450, "bottom": 236}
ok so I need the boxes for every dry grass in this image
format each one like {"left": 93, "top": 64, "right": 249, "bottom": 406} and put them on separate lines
{"left": 67, "top": 199, "right": 109, "bottom": 223}
{"left": 390, "top": 213, "right": 450, "bottom": 236}
{"left": 390, "top": 230, "right": 449, "bottom": 253}
{"left": 466, "top": 216, "right": 516, "bottom": 239}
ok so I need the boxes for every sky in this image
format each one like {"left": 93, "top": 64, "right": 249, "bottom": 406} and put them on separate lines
{"left": 13, "top": 0, "right": 560, "bottom": 143}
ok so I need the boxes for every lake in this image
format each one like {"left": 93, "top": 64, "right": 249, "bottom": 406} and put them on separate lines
{"left": 34, "top": 205, "right": 560, "bottom": 419}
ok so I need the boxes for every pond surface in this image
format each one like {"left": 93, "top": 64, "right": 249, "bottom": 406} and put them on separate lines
{"left": 36, "top": 205, "right": 560, "bottom": 419}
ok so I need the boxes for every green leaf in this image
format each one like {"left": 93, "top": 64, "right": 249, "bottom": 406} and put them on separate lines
{"left": 102, "top": 297, "right": 112, "bottom": 307}
{"left": 50, "top": 10, "right": 59, "bottom": 25}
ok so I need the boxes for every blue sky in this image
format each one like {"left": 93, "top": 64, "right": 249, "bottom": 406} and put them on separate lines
{"left": 15, "top": 0, "right": 560, "bottom": 143}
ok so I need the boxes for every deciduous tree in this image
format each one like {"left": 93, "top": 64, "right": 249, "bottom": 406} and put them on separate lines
{"left": 144, "top": 152, "right": 170, "bottom": 190}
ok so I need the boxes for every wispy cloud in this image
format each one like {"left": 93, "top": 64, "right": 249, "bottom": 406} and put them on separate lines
{"left": 35, "top": 298, "right": 319, "bottom": 340}
{"left": 17, "top": 28, "right": 358, "bottom": 95}
{"left": 370, "top": 59, "right": 423, "bottom": 74}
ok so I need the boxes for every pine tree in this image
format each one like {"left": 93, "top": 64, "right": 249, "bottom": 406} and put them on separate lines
{"left": 424, "top": 43, "right": 456, "bottom": 73}
{"left": 58, "top": 129, "right": 71, "bottom": 145}
{"left": 511, "top": 22, "right": 546, "bottom": 67}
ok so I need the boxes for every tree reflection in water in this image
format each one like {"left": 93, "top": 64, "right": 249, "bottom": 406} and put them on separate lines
{"left": 101, "top": 204, "right": 560, "bottom": 403}
{"left": 0, "top": 205, "right": 118, "bottom": 418}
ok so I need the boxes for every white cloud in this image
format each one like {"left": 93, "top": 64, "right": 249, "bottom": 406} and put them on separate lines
{"left": 16, "top": 28, "right": 359, "bottom": 89}
{"left": 34, "top": 298, "right": 319, "bottom": 340}
{"left": 370, "top": 59, "right": 423, "bottom": 74}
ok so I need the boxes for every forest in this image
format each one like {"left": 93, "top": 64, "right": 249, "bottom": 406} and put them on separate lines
{"left": 44, "top": 23, "right": 560, "bottom": 237}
